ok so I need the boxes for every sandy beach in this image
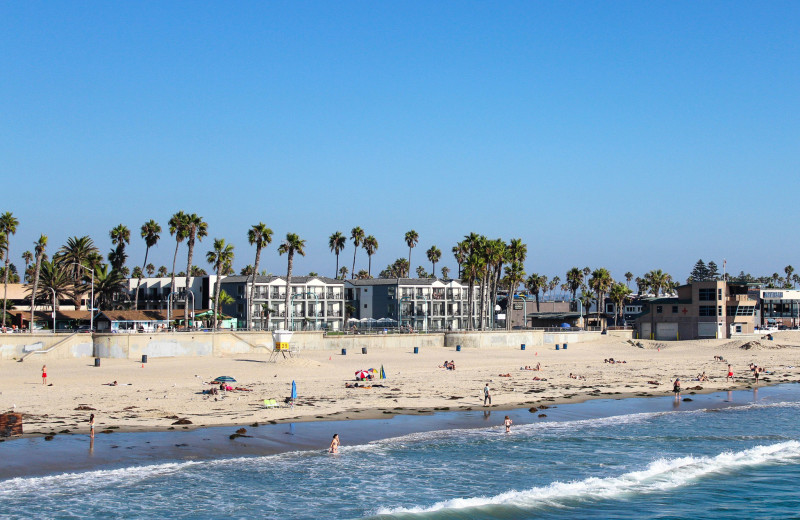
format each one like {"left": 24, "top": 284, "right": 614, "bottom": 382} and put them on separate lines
{"left": 3, "top": 332, "right": 800, "bottom": 438}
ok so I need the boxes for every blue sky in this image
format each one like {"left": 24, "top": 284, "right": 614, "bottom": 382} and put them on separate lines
{"left": 1, "top": 1, "right": 798, "bottom": 282}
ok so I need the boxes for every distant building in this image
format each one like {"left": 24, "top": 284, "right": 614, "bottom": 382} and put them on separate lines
{"left": 759, "top": 289, "right": 800, "bottom": 328}
{"left": 123, "top": 276, "right": 217, "bottom": 311}
{"left": 635, "top": 281, "right": 757, "bottom": 340}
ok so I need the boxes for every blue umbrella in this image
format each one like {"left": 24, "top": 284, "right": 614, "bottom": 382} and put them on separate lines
{"left": 291, "top": 380, "right": 297, "bottom": 400}
{"left": 560, "top": 323, "right": 571, "bottom": 329}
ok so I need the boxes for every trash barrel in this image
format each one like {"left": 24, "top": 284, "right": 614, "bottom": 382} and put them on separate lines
{"left": 413, "top": 347, "right": 419, "bottom": 354}
{"left": 563, "top": 343, "right": 568, "bottom": 350}
{"left": 142, "top": 354, "right": 148, "bottom": 364}
{"left": 341, "top": 348, "right": 347, "bottom": 356}
{"left": 521, "top": 344, "right": 526, "bottom": 350}
{"left": 456, "top": 345, "right": 462, "bottom": 352}
{"left": 555, "top": 344, "right": 560, "bottom": 351}
{"left": 94, "top": 357, "right": 101, "bottom": 367}
{"left": 362, "top": 347, "right": 367, "bottom": 354}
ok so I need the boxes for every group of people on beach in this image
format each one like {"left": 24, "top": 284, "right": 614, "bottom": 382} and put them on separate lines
{"left": 439, "top": 360, "right": 456, "bottom": 370}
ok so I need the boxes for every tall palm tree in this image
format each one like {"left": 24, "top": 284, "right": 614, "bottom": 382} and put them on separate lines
{"left": 404, "top": 230, "right": 419, "bottom": 272}
{"left": 0, "top": 212, "right": 18, "bottom": 328}
{"left": 247, "top": 223, "right": 273, "bottom": 330}
{"left": 93, "top": 264, "right": 127, "bottom": 310}
{"left": 168, "top": 211, "right": 188, "bottom": 305}
{"left": 441, "top": 266, "right": 451, "bottom": 280}
{"left": 462, "top": 254, "right": 484, "bottom": 330}
{"left": 426, "top": 245, "right": 442, "bottom": 278}
{"left": 350, "top": 227, "right": 364, "bottom": 279}
{"left": 609, "top": 282, "right": 632, "bottom": 326}
{"left": 589, "top": 268, "right": 613, "bottom": 327}
{"left": 55, "top": 236, "right": 100, "bottom": 309}
{"left": 566, "top": 267, "right": 583, "bottom": 302}
{"left": 526, "top": 273, "right": 547, "bottom": 312}
{"left": 207, "top": 238, "right": 235, "bottom": 330}
{"left": 29, "top": 235, "right": 47, "bottom": 331}
{"left": 278, "top": 233, "right": 306, "bottom": 330}
{"left": 505, "top": 261, "right": 526, "bottom": 330}
{"left": 183, "top": 214, "right": 208, "bottom": 327}
{"left": 338, "top": 266, "right": 348, "bottom": 280}
{"left": 579, "top": 291, "right": 595, "bottom": 327}
{"left": 108, "top": 224, "right": 131, "bottom": 272}
{"left": 785, "top": 265, "right": 795, "bottom": 288}
{"left": 33, "top": 260, "right": 72, "bottom": 312}
{"left": 452, "top": 241, "right": 467, "bottom": 279}
{"left": 135, "top": 220, "right": 161, "bottom": 310}
{"left": 624, "top": 271, "right": 634, "bottom": 288}
{"left": 157, "top": 265, "right": 168, "bottom": 277}
{"left": 362, "top": 235, "right": 378, "bottom": 276}
{"left": 22, "top": 250, "right": 33, "bottom": 282}
{"left": 644, "top": 269, "right": 671, "bottom": 297}
{"left": 329, "top": 231, "right": 346, "bottom": 278}
{"left": 146, "top": 263, "right": 155, "bottom": 277}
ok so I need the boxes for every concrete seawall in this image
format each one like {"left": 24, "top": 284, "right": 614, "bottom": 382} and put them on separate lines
{"left": 0, "top": 329, "right": 633, "bottom": 360}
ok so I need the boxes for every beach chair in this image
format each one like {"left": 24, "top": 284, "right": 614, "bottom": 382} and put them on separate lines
{"left": 263, "top": 398, "right": 279, "bottom": 409}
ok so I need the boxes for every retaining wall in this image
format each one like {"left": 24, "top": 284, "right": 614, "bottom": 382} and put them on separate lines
{"left": 0, "top": 334, "right": 94, "bottom": 360}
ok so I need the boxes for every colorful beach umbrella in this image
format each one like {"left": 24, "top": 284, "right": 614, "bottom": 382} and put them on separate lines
{"left": 355, "top": 370, "right": 369, "bottom": 379}
{"left": 213, "top": 376, "right": 237, "bottom": 383}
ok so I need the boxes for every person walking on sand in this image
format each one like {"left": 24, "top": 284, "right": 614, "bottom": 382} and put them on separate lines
{"left": 673, "top": 378, "right": 681, "bottom": 399}
{"left": 329, "top": 433, "right": 340, "bottom": 453}
{"left": 726, "top": 364, "right": 734, "bottom": 382}
{"left": 504, "top": 416, "right": 513, "bottom": 433}
{"left": 41, "top": 365, "right": 47, "bottom": 385}
{"left": 89, "top": 413, "right": 95, "bottom": 438}
{"left": 483, "top": 383, "right": 492, "bottom": 406}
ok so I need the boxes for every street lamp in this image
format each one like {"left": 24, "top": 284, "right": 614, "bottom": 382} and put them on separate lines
{"left": 48, "top": 287, "right": 56, "bottom": 333}
{"left": 69, "top": 263, "right": 94, "bottom": 331}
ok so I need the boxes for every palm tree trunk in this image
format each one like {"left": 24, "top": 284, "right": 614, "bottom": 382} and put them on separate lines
{"left": 467, "top": 280, "right": 473, "bottom": 330}
{"left": 213, "top": 265, "right": 222, "bottom": 330}
{"left": 184, "top": 239, "right": 194, "bottom": 329}
{"left": 335, "top": 253, "right": 339, "bottom": 279}
{"left": 249, "top": 245, "right": 262, "bottom": 330}
{"left": 30, "top": 257, "right": 43, "bottom": 332}
{"left": 352, "top": 247, "right": 357, "bottom": 279}
{"left": 368, "top": 254, "right": 372, "bottom": 277}
{"left": 479, "top": 274, "right": 488, "bottom": 330}
{"left": 170, "top": 241, "right": 180, "bottom": 311}
{"left": 134, "top": 246, "right": 150, "bottom": 311}
{"left": 2, "top": 256, "right": 9, "bottom": 328}
{"left": 284, "top": 251, "right": 294, "bottom": 329}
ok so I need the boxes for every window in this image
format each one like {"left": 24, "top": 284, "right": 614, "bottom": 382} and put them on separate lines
{"left": 718, "top": 305, "right": 723, "bottom": 316}
{"left": 699, "top": 288, "right": 715, "bottom": 301}
{"left": 237, "top": 304, "right": 243, "bottom": 313}
{"left": 656, "top": 305, "right": 663, "bottom": 313}
{"left": 699, "top": 306, "right": 715, "bottom": 316}
{"left": 672, "top": 306, "right": 678, "bottom": 313}
{"left": 718, "top": 288, "right": 723, "bottom": 301}
{"left": 363, "top": 304, "right": 367, "bottom": 309}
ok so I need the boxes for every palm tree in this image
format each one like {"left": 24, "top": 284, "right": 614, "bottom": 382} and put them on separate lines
{"left": 329, "top": 231, "right": 346, "bottom": 278}
{"left": 589, "top": 268, "right": 613, "bottom": 328}
{"left": 462, "top": 254, "right": 484, "bottom": 330}
{"left": 441, "top": 266, "right": 451, "bottom": 280}
{"left": 525, "top": 273, "right": 546, "bottom": 312}
{"left": 278, "top": 233, "right": 306, "bottom": 329}
{"left": 93, "top": 264, "right": 127, "bottom": 310}
{"left": 146, "top": 263, "right": 155, "bottom": 277}
{"left": 609, "top": 282, "right": 632, "bottom": 326}
{"left": 362, "top": 235, "right": 379, "bottom": 276}
{"left": 29, "top": 235, "right": 47, "bottom": 330}
{"left": 338, "top": 266, "right": 348, "bottom": 280}
{"left": 131, "top": 266, "right": 143, "bottom": 279}
{"left": 550, "top": 276, "right": 561, "bottom": 299}
{"left": 350, "top": 227, "right": 364, "bottom": 279}
{"left": 644, "top": 269, "right": 670, "bottom": 297}
{"left": 566, "top": 267, "right": 583, "bottom": 302}
{"left": 247, "top": 223, "right": 273, "bottom": 330}
{"left": 207, "top": 238, "right": 235, "bottom": 330}
{"left": 22, "top": 250, "right": 33, "bottom": 281}
{"left": 157, "top": 265, "right": 168, "bottom": 277}
{"left": 183, "top": 214, "right": 208, "bottom": 326}
{"left": 168, "top": 211, "right": 188, "bottom": 305}
{"left": 426, "top": 245, "right": 442, "bottom": 278}
{"left": 785, "top": 265, "right": 795, "bottom": 288}
{"left": 0, "top": 212, "right": 18, "bottom": 328}
{"left": 505, "top": 261, "right": 526, "bottom": 330}
{"left": 55, "top": 236, "right": 100, "bottom": 309}
{"left": 108, "top": 224, "right": 131, "bottom": 271}
{"left": 404, "top": 230, "right": 419, "bottom": 272}
{"left": 452, "top": 241, "right": 467, "bottom": 279}
{"left": 415, "top": 266, "right": 427, "bottom": 278}
{"left": 34, "top": 260, "right": 71, "bottom": 312}
{"left": 624, "top": 271, "right": 634, "bottom": 288}
{"left": 135, "top": 220, "right": 161, "bottom": 310}
{"left": 579, "top": 291, "right": 595, "bottom": 327}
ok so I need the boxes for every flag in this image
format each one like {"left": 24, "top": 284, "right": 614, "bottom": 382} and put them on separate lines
{"left": 380, "top": 365, "right": 386, "bottom": 380}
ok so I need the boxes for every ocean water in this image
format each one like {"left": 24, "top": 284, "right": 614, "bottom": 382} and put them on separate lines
{"left": 2, "top": 386, "right": 800, "bottom": 520}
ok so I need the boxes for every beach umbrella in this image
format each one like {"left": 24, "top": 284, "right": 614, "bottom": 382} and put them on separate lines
{"left": 560, "top": 323, "right": 571, "bottom": 329}
{"left": 291, "top": 380, "right": 297, "bottom": 400}
{"left": 355, "top": 370, "right": 369, "bottom": 379}
{"left": 380, "top": 365, "right": 386, "bottom": 379}
{"left": 213, "top": 376, "right": 237, "bottom": 383}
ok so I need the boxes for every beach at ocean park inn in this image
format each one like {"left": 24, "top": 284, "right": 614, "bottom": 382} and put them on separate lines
{"left": 3, "top": 330, "right": 800, "bottom": 444}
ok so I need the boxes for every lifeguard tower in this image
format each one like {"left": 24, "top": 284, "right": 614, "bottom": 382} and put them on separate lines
{"left": 269, "top": 330, "right": 294, "bottom": 362}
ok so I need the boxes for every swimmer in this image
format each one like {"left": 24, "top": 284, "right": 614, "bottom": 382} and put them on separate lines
{"left": 329, "top": 433, "right": 340, "bottom": 453}
{"left": 504, "top": 416, "right": 513, "bottom": 433}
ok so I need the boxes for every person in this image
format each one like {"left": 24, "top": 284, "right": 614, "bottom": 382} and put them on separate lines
{"left": 673, "top": 378, "right": 681, "bottom": 399}
{"left": 483, "top": 383, "right": 491, "bottom": 406}
{"left": 726, "top": 364, "right": 733, "bottom": 382}
{"left": 449, "top": 360, "right": 455, "bottom": 370}
{"left": 89, "top": 413, "right": 95, "bottom": 438}
{"left": 329, "top": 433, "right": 340, "bottom": 453}
{"left": 504, "top": 415, "right": 513, "bottom": 433}
{"left": 41, "top": 365, "right": 47, "bottom": 385}
{"left": 754, "top": 366, "right": 760, "bottom": 383}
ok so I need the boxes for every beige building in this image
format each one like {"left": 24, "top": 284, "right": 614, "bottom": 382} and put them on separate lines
{"left": 636, "top": 281, "right": 756, "bottom": 340}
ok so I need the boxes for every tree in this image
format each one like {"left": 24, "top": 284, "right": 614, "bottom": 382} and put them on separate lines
{"left": 190, "top": 266, "right": 207, "bottom": 276}
{"left": 135, "top": 220, "right": 161, "bottom": 310}
{"left": 579, "top": 291, "right": 595, "bottom": 326}
{"left": 707, "top": 261, "right": 720, "bottom": 281}
{"left": 588, "top": 268, "right": 613, "bottom": 327}
{"left": 168, "top": 211, "right": 188, "bottom": 304}
{"left": 338, "top": 266, "right": 348, "bottom": 280}
{"left": 157, "top": 265, "right": 168, "bottom": 277}
{"left": 0, "top": 264, "right": 19, "bottom": 284}
{"left": 108, "top": 224, "right": 131, "bottom": 272}
{"left": 33, "top": 260, "right": 71, "bottom": 311}
{"left": 93, "top": 263, "right": 127, "bottom": 310}
{"left": 357, "top": 269, "right": 370, "bottom": 279}
{"left": 624, "top": 272, "right": 633, "bottom": 288}
{"left": 690, "top": 259, "right": 709, "bottom": 282}
{"left": 350, "top": 227, "right": 365, "bottom": 279}
{"left": 404, "top": 230, "right": 419, "bottom": 272}
{"left": 247, "top": 223, "right": 273, "bottom": 330}
{"left": 329, "top": 231, "right": 346, "bottom": 278}
{"left": 644, "top": 269, "right": 671, "bottom": 297}
{"left": 362, "top": 235, "right": 379, "bottom": 277}
{"left": 146, "top": 263, "right": 155, "bottom": 277}
{"left": 22, "top": 250, "right": 33, "bottom": 281}
{"left": 380, "top": 258, "right": 409, "bottom": 278}
{"left": 278, "top": 233, "right": 306, "bottom": 330}
{"left": 441, "top": 266, "right": 451, "bottom": 280}
{"left": 415, "top": 266, "right": 427, "bottom": 278}
{"left": 55, "top": 236, "right": 100, "bottom": 309}
{"left": 550, "top": 276, "right": 561, "bottom": 299}
{"left": 183, "top": 214, "right": 208, "bottom": 327}
{"left": 525, "top": 273, "right": 547, "bottom": 312}
{"left": 131, "top": 266, "right": 143, "bottom": 279}
{"left": 786, "top": 265, "right": 795, "bottom": 288}
{"left": 566, "top": 267, "right": 583, "bottom": 301}
{"left": 240, "top": 265, "right": 255, "bottom": 276}
{"left": 462, "top": 254, "right": 484, "bottom": 329}
{"left": 207, "top": 238, "right": 235, "bottom": 330}
{"left": 426, "top": 245, "right": 442, "bottom": 277}
{"left": 504, "top": 261, "right": 526, "bottom": 330}
{"left": 609, "top": 282, "right": 632, "bottom": 326}
{"left": 452, "top": 241, "right": 467, "bottom": 279}
{"left": 0, "top": 212, "right": 18, "bottom": 328}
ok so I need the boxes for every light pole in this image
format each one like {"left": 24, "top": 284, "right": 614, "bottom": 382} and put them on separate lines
{"left": 519, "top": 295, "right": 528, "bottom": 329}
{"left": 48, "top": 287, "right": 56, "bottom": 333}
{"left": 69, "top": 263, "right": 94, "bottom": 331}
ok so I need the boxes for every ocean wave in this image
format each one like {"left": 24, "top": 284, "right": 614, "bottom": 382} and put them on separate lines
{"left": 375, "top": 440, "right": 800, "bottom": 516}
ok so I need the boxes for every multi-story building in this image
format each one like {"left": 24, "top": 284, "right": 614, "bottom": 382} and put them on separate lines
{"left": 345, "top": 278, "right": 483, "bottom": 331}
{"left": 123, "top": 276, "right": 217, "bottom": 311}
{"left": 635, "top": 281, "right": 757, "bottom": 340}
{"left": 759, "top": 288, "right": 800, "bottom": 328}
{"left": 220, "top": 275, "right": 345, "bottom": 331}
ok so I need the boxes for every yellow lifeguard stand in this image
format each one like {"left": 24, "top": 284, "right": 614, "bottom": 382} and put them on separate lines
{"left": 269, "top": 330, "right": 294, "bottom": 362}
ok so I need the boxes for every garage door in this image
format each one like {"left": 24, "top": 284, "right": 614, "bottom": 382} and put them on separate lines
{"left": 656, "top": 322, "right": 678, "bottom": 340}
{"left": 640, "top": 323, "right": 651, "bottom": 339}
{"left": 698, "top": 322, "right": 718, "bottom": 338}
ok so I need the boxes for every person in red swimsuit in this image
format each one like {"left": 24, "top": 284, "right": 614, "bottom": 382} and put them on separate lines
{"left": 726, "top": 364, "right": 733, "bottom": 382}
{"left": 42, "top": 365, "right": 47, "bottom": 385}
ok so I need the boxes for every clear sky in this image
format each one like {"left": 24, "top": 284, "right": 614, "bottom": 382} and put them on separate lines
{"left": 2, "top": 1, "right": 798, "bottom": 282}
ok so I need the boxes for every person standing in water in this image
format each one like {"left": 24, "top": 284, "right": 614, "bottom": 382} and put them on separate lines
{"left": 89, "top": 413, "right": 95, "bottom": 438}
{"left": 726, "top": 364, "right": 734, "bottom": 382}
{"left": 483, "top": 383, "right": 491, "bottom": 406}
{"left": 41, "top": 365, "right": 47, "bottom": 385}
{"left": 504, "top": 416, "right": 513, "bottom": 433}
{"left": 329, "top": 433, "right": 340, "bottom": 453}
{"left": 673, "top": 378, "right": 681, "bottom": 399}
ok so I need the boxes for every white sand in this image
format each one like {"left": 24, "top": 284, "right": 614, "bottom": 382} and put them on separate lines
{"left": 3, "top": 332, "right": 800, "bottom": 436}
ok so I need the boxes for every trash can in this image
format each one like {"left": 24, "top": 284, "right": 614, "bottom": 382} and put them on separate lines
{"left": 341, "top": 348, "right": 347, "bottom": 356}
{"left": 362, "top": 347, "right": 367, "bottom": 354}
{"left": 413, "top": 347, "right": 419, "bottom": 354}
{"left": 142, "top": 354, "right": 148, "bottom": 364}
{"left": 521, "top": 344, "right": 526, "bottom": 350}
{"left": 456, "top": 345, "right": 461, "bottom": 352}
{"left": 94, "top": 357, "right": 101, "bottom": 367}
{"left": 563, "top": 343, "right": 568, "bottom": 350}
{"left": 555, "top": 344, "right": 560, "bottom": 351}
